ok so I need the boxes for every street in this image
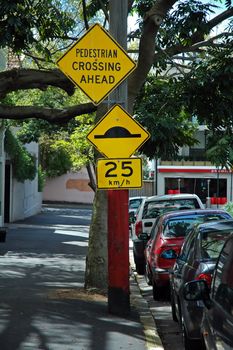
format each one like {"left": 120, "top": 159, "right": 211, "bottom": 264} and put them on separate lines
{"left": 0, "top": 205, "right": 147, "bottom": 350}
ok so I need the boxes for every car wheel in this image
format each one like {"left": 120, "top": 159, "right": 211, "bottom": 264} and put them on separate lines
{"left": 181, "top": 313, "right": 205, "bottom": 350}
{"left": 170, "top": 288, "right": 178, "bottom": 322}
{"left": 145, "top": 264, "right": 152, "bottom": 285}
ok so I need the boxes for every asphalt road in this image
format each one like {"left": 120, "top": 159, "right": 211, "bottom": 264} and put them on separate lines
{"left": 0, "top": 205, "right": 147, "bottom": 350}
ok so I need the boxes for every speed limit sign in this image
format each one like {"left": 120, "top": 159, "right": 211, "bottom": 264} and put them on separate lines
{"left": 96, "top": 158, "right": 142, "bottom": 189}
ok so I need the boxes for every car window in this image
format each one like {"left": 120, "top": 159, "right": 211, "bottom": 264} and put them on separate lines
{"left": 201, "top": 230, "right": 233, "bottom": 260}
{"left": 129, "top": 198, "right": 143, "bottom": 210}
{"left": 163, "top": 213, "right": 231, "bottom": 238}
{"left": 179, "top": 230, "right": 197, "bottom": 261}
{"left": 212, "top": 237, "right": 233, "bottom": 315}
{"left": 150, "top": 217, "right": 161, "bottom": 239}
{"left": 163, "top": 218, "right": 197, "bottom": 237}
{"left": 179, "top": 229, "right": 195, "bottom": 257}
{"left": 142, "top": 198, "right": 201, "bottom": 220}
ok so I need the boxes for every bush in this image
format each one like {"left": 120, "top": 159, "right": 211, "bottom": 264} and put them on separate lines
{"left": 5, "top": 128, "right": 37, "bottom": 182}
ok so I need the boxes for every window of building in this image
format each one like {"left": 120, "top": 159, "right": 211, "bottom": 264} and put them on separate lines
{"left": 165, "top": 177, "right": 227, "bottom": 203}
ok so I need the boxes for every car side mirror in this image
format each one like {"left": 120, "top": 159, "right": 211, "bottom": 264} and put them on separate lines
{"left": 183, "top": 280, "right": 211, "bottom": 307}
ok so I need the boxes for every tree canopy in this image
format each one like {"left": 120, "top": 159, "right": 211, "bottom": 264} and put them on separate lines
{"left": 1, "top": 0, "right": 233, "bottom": 168}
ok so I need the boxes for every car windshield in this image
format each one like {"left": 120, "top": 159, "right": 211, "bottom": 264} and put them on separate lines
{"left": 163, "top": 213, "right": 230, "bottom": 238}
{"left": 129, "top": 198, "right": 143, "bottom": 210}
{"left": 201, "top": 230, "right": 233, "bottom": 259}
{"left": 142, "top": 198, "right": 199, "bottom": 219}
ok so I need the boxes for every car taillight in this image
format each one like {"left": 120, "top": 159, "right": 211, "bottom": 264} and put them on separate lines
{"left": 135, "top": 221, "right": 143, "bottom": 236}
{"left": 160, "top": 249, "right": 177, "bottom": 259}
{"left": 195, "top": 273, "right": 212, "bottom": 288}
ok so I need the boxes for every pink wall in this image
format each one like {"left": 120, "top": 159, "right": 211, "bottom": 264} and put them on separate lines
{"left": 43, "top": 168, "right": 95, "bottom": 204}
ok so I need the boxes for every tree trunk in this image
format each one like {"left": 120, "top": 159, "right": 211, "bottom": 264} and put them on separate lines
{"left": 84, "top": 189, "right": 108, "bottom": 291}
{"left": 85, "top": 103, "right": 108, "bottom": 291}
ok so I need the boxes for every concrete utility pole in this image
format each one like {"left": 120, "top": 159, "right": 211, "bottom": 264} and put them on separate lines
{"left": 108, "top": 0, "right": 130, "bottom": 315}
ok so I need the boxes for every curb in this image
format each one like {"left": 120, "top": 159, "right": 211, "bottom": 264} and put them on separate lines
{"left": 130, "top": 250, "right": 164, "bottom": 350}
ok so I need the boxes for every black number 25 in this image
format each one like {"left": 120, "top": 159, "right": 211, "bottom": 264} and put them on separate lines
{"left": 105, "top": 161, "right": 133, "bottom": 177}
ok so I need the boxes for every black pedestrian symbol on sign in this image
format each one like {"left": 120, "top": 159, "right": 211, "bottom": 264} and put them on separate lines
{"left": 94, "top": 126, "right": 141, "bottom": 139}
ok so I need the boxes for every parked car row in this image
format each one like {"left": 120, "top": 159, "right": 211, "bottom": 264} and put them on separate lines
{"left": 129, "top": 193, "right": 233, "bottom": 350}
{"left": 183, "top": 233, "right": 233, "bottom": 349}
{"left": 130, "top": 193, "right": 205, "bottom": 274}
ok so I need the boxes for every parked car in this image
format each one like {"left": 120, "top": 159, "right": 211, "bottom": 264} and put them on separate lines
{"left": 183, "top": 233, "right": 233, "bottom": 350}
{"left": 145, "top": 210, "right": 232, "bottom": 301}
{"left": 129, "top": 196, "right": 146, "bottom": 234}
{"left": 132, "top": 194, "right": 204, "bottom": 274}
{"left": 129, "top": 196, "right": 146, "bottom": 215}
{"left": 173, "top": 219, "right": 233, "bottom": 350}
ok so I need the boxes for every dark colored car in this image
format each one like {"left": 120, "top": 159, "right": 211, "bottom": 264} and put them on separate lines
{"left": 145, "top": 210, "right": 232, "bottom": 301}
{"left": 183, "top": 233, "right": 233, "bottom": 350}
{"left": 173, "top": 219, "right": 233, "bottom": 350}
{"left": 131, "top": 194, "right": 204, "bottom": 274}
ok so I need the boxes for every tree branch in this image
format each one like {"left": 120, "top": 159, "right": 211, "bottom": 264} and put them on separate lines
{"left": 208, "top": 7, "right": 233, "bottom": 30}
{"left": 0, "top": 103, "right": 97, "bottom": 124}
{"left": 82, "top": 0, "right": 89, "bottom": 30}
{"left": 0, "top": 68, "right": 75, "bottom": 97}
{"left": 128, "top": 0, "right": 178, "bottom": 113}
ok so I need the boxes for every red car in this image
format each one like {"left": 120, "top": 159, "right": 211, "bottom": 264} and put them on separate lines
{"left": 145, "top": 209, "right": 232, "bottom": 300}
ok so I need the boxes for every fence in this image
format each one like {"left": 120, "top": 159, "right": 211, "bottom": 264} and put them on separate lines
{"left": 129, "top": 180, "right": 154, "bottom": 197}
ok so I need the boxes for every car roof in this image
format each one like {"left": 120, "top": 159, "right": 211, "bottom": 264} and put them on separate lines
{"left": 145, "top": 193, "right": 200, "bottom": 202}
{"left": 158, "top": 209, "right": 231, "bottom": 221}
{"left": 129, "top": 196, "right": 146, "bottom": 200}
{"left": 198, "top": 219, "right": 233, "bottom": 232}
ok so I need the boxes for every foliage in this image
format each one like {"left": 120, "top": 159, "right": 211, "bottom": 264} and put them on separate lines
{"left": 169, "top": 41, "right": 233, "bottom": 168}
{"left": 4, "top": 128, "right": 36, "bottom": 182}
{"left": 206, "top": 133, "right": 233, "bottom": 170}
{"left": 157, "top": 1, "right": 217, "bottom": 50}
{"left": 7, "top": 81, "right": 94, "bottom": 178}
{"left": 181, "top": 42, "right": 233, "bottom": 130}
{"left": 0, "top": 0, "right": 75, "bottom": 54}
{"left": 70, "top": 122, "right": 94, "bottom": 170}
{"left": 2, "top": 0, "right": 233, "bottom": 170}
{"left": 39, "top": 133, "right": 73, "bottom": 178}
{"left": 134, "top": 77, "right": 197, "bottom": 159}
{"left": 38, "top": 165, "right": 46, "bottom": 192}
{"left": 38, "top": 118, "right": 93, "bottom": 178}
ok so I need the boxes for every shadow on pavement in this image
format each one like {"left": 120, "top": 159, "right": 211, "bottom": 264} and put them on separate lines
{"left": 0, "top": 208, "right": 147, "bottom": 350}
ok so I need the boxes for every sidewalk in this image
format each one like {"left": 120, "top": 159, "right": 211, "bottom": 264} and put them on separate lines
{"left": 130, "top": 251, "right": 164, "bottom": 350}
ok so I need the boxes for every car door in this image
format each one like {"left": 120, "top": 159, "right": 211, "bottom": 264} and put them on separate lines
{"left": 172, "top": 229, "right": 197, "bottom": 318}
{"left": 203, "top": 236, "right": 233, "bottom": 350}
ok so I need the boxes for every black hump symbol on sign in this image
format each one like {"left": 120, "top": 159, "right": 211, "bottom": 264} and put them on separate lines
{"left": 94, "top": 126, "right": 141, "bottom": 139}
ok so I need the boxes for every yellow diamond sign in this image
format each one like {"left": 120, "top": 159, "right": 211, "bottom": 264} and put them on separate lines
{"left": 87, "top": 105, "right": 150, "bottom": 158}
{"left": 57, "top": 24, "right": 136, "bottom": 105}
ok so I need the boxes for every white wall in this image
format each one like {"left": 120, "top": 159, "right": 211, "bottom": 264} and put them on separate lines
{"left": 11, "top": 142, "right": 42, "bottom": 222}
{"left": 43, "top": 168, "right": 95, "bottom": 204}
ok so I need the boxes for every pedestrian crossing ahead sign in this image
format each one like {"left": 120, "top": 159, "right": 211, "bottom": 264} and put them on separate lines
{"left": 57, "top": 24, "right": 136, "bottom": 105}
